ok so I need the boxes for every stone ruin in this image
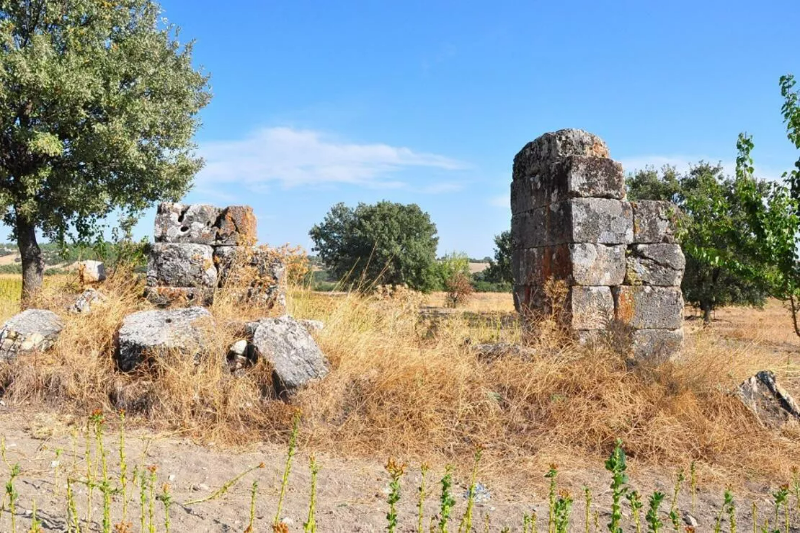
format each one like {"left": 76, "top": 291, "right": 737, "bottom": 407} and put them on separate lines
{"left": 145, "top": 203, "right": 286, "bottom": 309}
{"left": 511, "top": 129, "right": 686, "bottom": 362}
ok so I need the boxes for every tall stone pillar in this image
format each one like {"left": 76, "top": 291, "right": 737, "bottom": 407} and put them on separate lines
{"left": 511, "top": 129, "right": 685, "bottom": 362}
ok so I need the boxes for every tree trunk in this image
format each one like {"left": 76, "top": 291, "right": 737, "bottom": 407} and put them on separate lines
{"left": 16, "top": 213, "right": 43, "bottom": 307}
{"left": 702, "top": 302, "right": 712, "bottom": 324}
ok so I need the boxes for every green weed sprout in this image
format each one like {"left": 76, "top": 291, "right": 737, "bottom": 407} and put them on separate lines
{"left": 5, "top": 463, "right": 19, "bottom": 533}
{"left": 553, "top": 489, "right": 573, "bottom": 533}
{"left": 605, "top": 439, "right": 629, "bottom": 533}
{"left": 627, "top": 490, "right": 643, "bottom": 533}
{"left": 545, "top": 464, "right": 558, "bottom": 533}
{"left": 646, "top": 491, "right": 665, "bottom": 533}
{"left": 385, "top": 458, "right": 406, "bottom": 533}
{"left": 773, "top": 484, "right": 789, "bottom": 533}
{"left": 459, "top": 446, "right": 483, "bottom": 533}
{"left": 304, "top": 456, "right": 320, "bottom": 533}
{"left": 668, "top": 469, "right": 684, "bottom": 532}
{"left": 274, "top": 413, "right": 300, "bottom": 527}
{"left": 417, "top": 463, "right": 430, "bottom": 533}
{"left": 438, "top": 465, "right": 456, "bottom": 533}
{"left": 583, "top": 487, "right": 592, "bottom": 533}
{"left": 247, "top": 480, "right": 258, "bottom": 533}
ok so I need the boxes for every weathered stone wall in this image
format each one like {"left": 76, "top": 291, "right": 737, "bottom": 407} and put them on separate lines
{"left": 145, "top": 202, "right": 285, "bottom": 308}
{"left": 511, "top": 129, "right": 685, "bottom": 362}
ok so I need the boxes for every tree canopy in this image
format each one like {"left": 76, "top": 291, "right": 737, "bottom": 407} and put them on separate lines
{"left": 309, "top": 201, "right": 439, "bottom": 291}
{"left": 627, "top": 163, "right": 769, "bottom": 321}
{"left": 0, "top": 0, "right": 211, "bottom": 300}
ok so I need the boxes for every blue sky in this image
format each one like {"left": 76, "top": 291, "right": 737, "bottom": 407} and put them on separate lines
{"left": 59, "top": 1, "right": 800, "bottom": 256}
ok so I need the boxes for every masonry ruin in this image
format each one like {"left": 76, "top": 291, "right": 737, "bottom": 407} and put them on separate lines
{"left": 145, "top": 203, "right": 286, "bottom": 308}
{"left": 511, "top": 129, "right": 685, "bottom": 361}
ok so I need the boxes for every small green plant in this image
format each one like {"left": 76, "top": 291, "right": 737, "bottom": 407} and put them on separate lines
{"left": 438, "top": 465, "right": 456, "bottom": 533}
{"left": 646, "top": 492, "right": 665, "bottom": 533}
{"left": 690, "top": 461, "right": 698, "bottom": 516}
{"left": 583, "top": 487, "right": 592, "bottom": 533}
{"left": 385, "top": 458, "right": 406, "bottom": 533}
{"left": 274, "top": 413, "right": 300, "bottom": 527}
{"left": 247, "top": 480, "right": 259, "bottom": 533}
{"left": 418, "top": 463, "right": 430, "bottom": 533}
{"left": 30, "top": 500, "right": 42, "bottom": 533}
{"left": 605, "top": 439, "right": 629, "bottom": 533}
{"left": 553, "top": 489, "right": 573, "bottom": 533}
{"left": 459, "top": 447, "right": 482, "bottom": 533}
{"left": 6, "top": 463, "right": 19, "bottom": 533}
{"left": 91, "top": 411, "right": 113, "bottom": 533}
{"left": 627, "top": 490, "right": 643, "bottom": 533}
{"left": 148, "top": 465, "right": 157, "bottom": 533}
{"left": 158, "top": 483, "right": 174, "bottom": 533}
{"left": 304, "top": 456, "right": 320, "bottom": 533}
{"left": 773, "top": 484, "right": 789, "bottom": 533}
{"left": 66, "top": 476, "right": 81, "bottom": 533}
{"left": 184, "top": 463, "right": 265, "bottom": 506}
{"left": 546, "top": 464, "right": 558, "bottom": 533}
{"left": 668, "top": 469, "right": 684, "bottom": 531}
{"left": 119, "top": 410, "right": 129, "bottom": 524}
{"left": 714, "top": 489, "right": 735, "bottom": 533}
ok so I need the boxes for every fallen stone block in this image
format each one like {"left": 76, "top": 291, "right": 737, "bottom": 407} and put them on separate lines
{"left": 630, "top": 328, "right": 684, "bottom": 363}
{"left": 737, "top": 370, "right": 800, "bottom": 430}
{"left": 70, "top": 288, "right": 107, "bottom": 314}
{"left": 147, "top": 243, "right": 217, "bottom": 288}
{"left": 0, "top": 309, "right": 64, "bottom": 360}
{"left": 78, "top": 260, "right": 106, "bottom": 283}
{"left": 511, "top": 156, "right": 625, "bottom": 214}
{"left": 216, "top": 206, "right": 258, "bottom": 246}
{"left": 513, "top": 129, "right": 610, "bottom": 181}
{"left": 471, "top": 342, "right": 537, "bottom": 362}
{"left": 154, "top": 203, "right": 221, "bottom": 244}
{"left": 632, "top": 200, "right": 678, "bottom": 244}
{"left": 613, "top": 286, "right": 683, "bottom": 330}
{"left": 250, "top": 315, "right": 329, "bottom": 396}
{"left": 625, "top": 244, "right": 685, "bottom": 286}
{"left": 116, "top": 307, "right": 214, "bottom": 371}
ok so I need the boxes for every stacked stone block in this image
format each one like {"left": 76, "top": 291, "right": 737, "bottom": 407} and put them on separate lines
{"left": 146, "top": 203, "right": 285, "bottom": 308}
{"left": 511, "top": 129, "right": 685, "bottom": 362}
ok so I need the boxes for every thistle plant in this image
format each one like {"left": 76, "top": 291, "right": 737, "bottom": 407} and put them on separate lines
{"left": 627, "top": 490, "right": 644, "bottom": 533}
{"left": 646, "top": 491, "right": 665, "bottom": 533}
{"left": 459, "top": 446, "right": 482, "bottom": 533}
{"left": 158, "top": 483, "right": 173, "bottom": 533}
{"left": 67, "top": 476, "right": 81, "bottom": 533}
{"left": 714, "top": 489, "right": 735, "bottom": 533}
{"left": 605, "top": 439, "right": 628, "bottom": 533}
{"left": 385, "top": 458, "right": 406, "bottom": 533}
{"left": 148, "top": 465, "right": 157, "bottom": 533}
{"left": 304, "top": 456, "right": 320, "bottom": 533}
{"left": 6, "top": 463, "right": 19, "bottom": 533}
{"left": 583, "top": 487, "right": 592, "bottom": 533}
{"left": 553, "top": 489, "right": 573, "bottom": 533}
{"left": 247, "top": 480, "right": 259, "bottom": 533}
{"left": 668, "top": 469, "right": 684, "bottom": 531}
{"left": 545, "top": 464, "right": 558, "bottom": 533}
{"left": 773, "top": 484, "right": 789, "bottom": 533}
{"left": 274, "top": 414, "right": 300, "bottom": 527}
{"left": 438, "top": 465, "right": 456, "bottom": 533}
{"left": 119, "top": 410, "right": 129, "bottom": 524}
{"left": 418, "top": 463, "right": 430, "bottom": 533}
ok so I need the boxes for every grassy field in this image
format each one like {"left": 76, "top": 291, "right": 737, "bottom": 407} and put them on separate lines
{"left": 0, "top": 274, "right": 798, "bottom": 530}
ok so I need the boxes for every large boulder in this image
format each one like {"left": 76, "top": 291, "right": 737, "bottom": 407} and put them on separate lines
{"left": 737, "top": 370, "right": 800, "bottom": 430}
{"left": 116, "top": 307, "right": 214, "bottom": 371}
{"left": 250, "top": 315, "right": 329, "bottom": 395}
{"left": 0, "top": 310, "right": 64, "bottom": 360}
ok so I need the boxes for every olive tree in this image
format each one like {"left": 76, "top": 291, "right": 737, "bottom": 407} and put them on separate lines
{"left": 309, "top": 201, "right": 439, "bottom": 291}
{"left": 0, "top": 0, "right": 211, "bottom": 302}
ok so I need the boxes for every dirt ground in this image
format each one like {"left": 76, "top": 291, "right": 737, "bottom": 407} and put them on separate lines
{"left": 0, "top": 408, "right": 794, "bottom": 532}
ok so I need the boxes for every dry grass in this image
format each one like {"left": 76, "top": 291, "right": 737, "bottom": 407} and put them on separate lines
{"left": 422, "top": 290, "right": 514, "bottom": 313}
{"left": 0, "top": 271, "right": 797, "bottom": 490}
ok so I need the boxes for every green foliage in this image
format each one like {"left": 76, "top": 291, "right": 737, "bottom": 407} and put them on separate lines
{"left": 433, "top": 251, "right": 470, "bottom": 290}
{"left": 604, "top": 439, "right": 628, "bottom": 533}
{"left": 627, "top": 163, "right": 770, "bottom": 320}
{"left": 482, "top": 231, "right": 513, "bottom": 284}
{"left": 645, "top": 491, "right": 665, "bottom": 533}
{"left": 0, "top": 0, "right": 210, "bottom": 295}
{"left": 438, "top": 465, "right": 456, "bottom": 533}
{"left": 309, "top": 201, "right": 439, "bottom": 291}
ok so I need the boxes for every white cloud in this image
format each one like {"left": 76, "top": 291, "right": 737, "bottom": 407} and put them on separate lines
{"left": 196, "top": 127, "right": 465, "bottom": 191}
